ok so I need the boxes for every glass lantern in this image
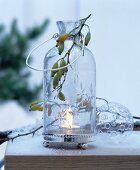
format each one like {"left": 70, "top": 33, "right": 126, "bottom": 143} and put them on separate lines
{"left": 43, "top": 20, "right": 96, "bottom": 148}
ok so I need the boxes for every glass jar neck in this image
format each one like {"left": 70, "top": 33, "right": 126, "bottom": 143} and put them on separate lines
{"left": 56, "top": 20, "right": 81, "bottom": 44}
{"left": 57, "top": 20, "right": 81, "bottom": 35}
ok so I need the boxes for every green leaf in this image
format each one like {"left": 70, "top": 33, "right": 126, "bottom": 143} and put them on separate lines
{"left": 60, "top": 59, "right": 66, "bottom": 67}
{"left": 58, "top": 43, "right": 64, "bottom": 55}
{"left": 30, "top": 101, "right": 39, "bottom": 106}
{"left": 57, "top": 70, "right": 62, "bottom": 81}
{"left": 29, "top": 103, "right": 43, "bottom": 111}
{"left": 58, "top": 91, "right": 65, "bottom": 101}
{"left": 85, "top": 32, "right": 91, "bottom": 46}
{"left": 60, "top": 59, "right": 67, "bottom": 74}
{"left": 51, "top": 62, "right": 58, "bottom": 77}
{"left": 53, "top": 74, "right": 59, "bottom": 89}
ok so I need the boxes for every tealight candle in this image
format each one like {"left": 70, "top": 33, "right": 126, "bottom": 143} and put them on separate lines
{"left": 61, "top": 107, "right": 80, "bottom": 129}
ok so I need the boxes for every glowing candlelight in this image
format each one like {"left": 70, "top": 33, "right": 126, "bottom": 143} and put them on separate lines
{"left": 61, "top": 107, "right": 79, "bottom": 129}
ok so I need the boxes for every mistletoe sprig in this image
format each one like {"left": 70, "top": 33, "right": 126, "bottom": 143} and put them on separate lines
{"left": 51, "top": 14, "right": 92, "bottom": 101}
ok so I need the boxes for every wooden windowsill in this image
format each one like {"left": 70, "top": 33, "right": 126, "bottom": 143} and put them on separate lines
{"left": 5, "top": 131, "right": 140, "bottom": 170}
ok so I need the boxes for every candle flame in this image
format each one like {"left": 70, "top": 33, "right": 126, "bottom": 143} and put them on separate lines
{"left": 65, "top": 107, "right": 73, "bottom": 128}
{"left": 61, "top": 107, "right": 79, "bottom": 129}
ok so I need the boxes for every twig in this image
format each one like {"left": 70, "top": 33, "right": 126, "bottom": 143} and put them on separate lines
{"left": 0, "top": 119, "right": 59, "bottom": 145}
{"left": 52, "top": 41, "right": 75, "bottom": 93}
{"left": 52, "top": 14, "right": 92, "bottom": 98}
{"left": 69, "top": 14, "right": 91, "bottom": 34}
{"left": 10, "top": 119, "right": 59, "bottom": 141}
{"left": 9, "top": 125, "right": 43, "bottom": 141}
{"left": 133, "top": 116, "right": 140, "bottom": 120}
{"left": 0, "top": 131, "right": 12, "bottom": 145}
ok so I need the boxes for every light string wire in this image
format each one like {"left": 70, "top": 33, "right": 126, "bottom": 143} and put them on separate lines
{"left": 26, "top": 33, "right": 85, "bottom": 72}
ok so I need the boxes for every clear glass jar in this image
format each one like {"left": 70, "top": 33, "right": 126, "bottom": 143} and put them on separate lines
{"left": 43, "top": 20, "right": 96, "bottom": 147}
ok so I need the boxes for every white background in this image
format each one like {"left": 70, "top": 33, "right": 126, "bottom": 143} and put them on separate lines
{"left": 0, "top": 0, "right": 140, "bottom": 166}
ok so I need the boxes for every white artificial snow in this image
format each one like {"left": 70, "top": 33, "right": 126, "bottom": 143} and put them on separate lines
{"left": 0, "top": 101, "right": 43, "bottom": 169}
{"left": 5, "top": 131, "right": 140, "bottom": 156}
{"left": 0, "top": 101, "right": 42, "bottom": 131}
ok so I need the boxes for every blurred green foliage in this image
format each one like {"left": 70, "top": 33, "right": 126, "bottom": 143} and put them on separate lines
{"left": 0, "top": 19, "right": 49, "bottom": 106}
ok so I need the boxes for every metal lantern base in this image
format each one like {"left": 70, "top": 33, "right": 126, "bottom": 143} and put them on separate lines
{"left": 43, "top": 141, "right": 88, "bottom": 149}
{"left": 43, "top": 134, "right": 94, "bottom": 149}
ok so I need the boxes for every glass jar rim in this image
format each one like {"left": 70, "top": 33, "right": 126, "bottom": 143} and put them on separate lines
{"left": 56, "top": 20, "right": 81, "bottom": 35}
